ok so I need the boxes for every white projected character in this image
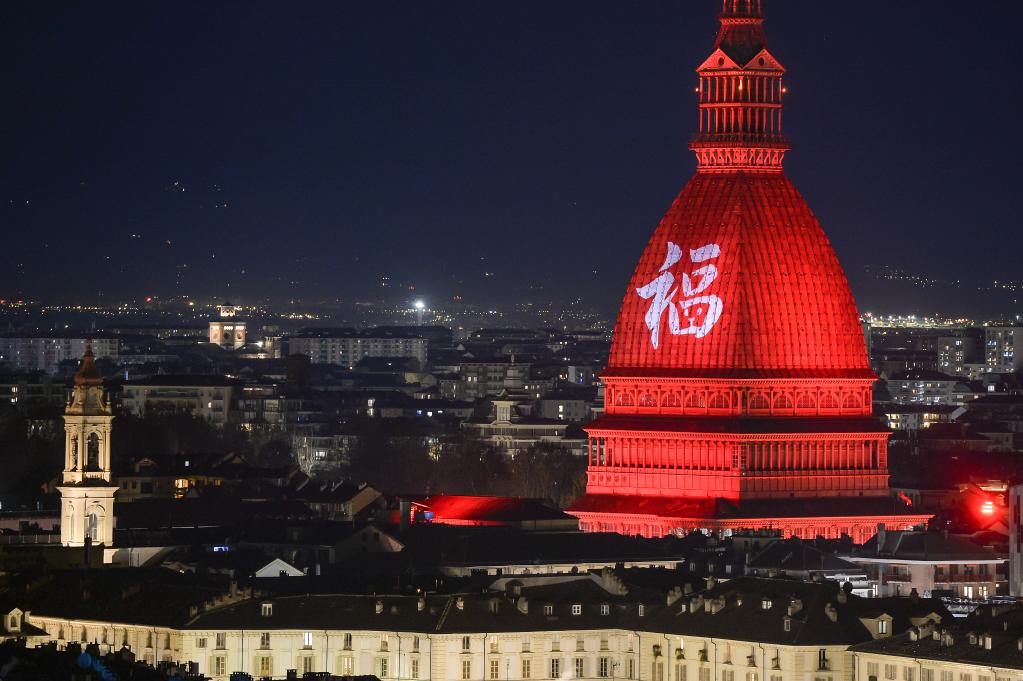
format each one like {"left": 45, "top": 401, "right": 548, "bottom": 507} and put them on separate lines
{"left": 636, "top": 241, "right": 723, "bottom": 349}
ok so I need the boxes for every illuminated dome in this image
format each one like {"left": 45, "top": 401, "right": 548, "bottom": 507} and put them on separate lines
{"left": 606, "top": 172, "right": 871, "bottom": 378}
{"left": 568, "top": 0, "right": 931, "bottom": 542}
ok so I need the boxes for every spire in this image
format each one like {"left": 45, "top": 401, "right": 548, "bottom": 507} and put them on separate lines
{"left": 690, "top": 0, "right": 788, "bottom": 172}
{"left": 74, "top": 342, "right": 103, "bottom": 386}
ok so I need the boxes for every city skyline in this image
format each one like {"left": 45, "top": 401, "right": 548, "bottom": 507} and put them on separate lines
{"left": 3, "top": 2, "right": 1022, "bottom": 316}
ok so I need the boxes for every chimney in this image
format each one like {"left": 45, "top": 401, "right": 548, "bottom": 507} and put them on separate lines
{"left": 456, "top": 597, "right": 465, "bottom": 611}
{"left": 517, "top": 597, "right": 529, "bottom": 615}
{"left": 824, "top": 603, "right": 837, "bottom": 623}
{"left": 418, "top": 598, "right": 426, "bottom": 612}
{"left": 707, "top": 576, "right": 717, "bottom": 590}
{"left": 909, "top": 588, "right": 920, "bottom": 604}
{"left": 667, "top": 587, "right": 684, "bottom": 607}
{"left": 375, "top": 601, "right": 384, "bottom": 614}
{"left": 787, "top": 599, "right": 803, "bottom": 616}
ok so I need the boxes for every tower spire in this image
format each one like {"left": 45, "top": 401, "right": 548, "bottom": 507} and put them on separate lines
{"left": 690, "top": 0, "right": 788, "bottom": 172}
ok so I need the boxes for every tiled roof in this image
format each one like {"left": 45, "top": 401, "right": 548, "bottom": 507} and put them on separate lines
{"left": 607, "top": 173, "right": 870, "bottom": 378}
{"left": 649, "top": 576, "right": 948, "bottom": 646}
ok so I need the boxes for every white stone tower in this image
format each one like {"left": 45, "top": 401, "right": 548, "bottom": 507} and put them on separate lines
{"left": 58, "top": 344, "right": 117, "bottom": 547}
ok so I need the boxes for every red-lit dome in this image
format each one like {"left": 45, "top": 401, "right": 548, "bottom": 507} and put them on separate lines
{"left": 569, "top": 0, "right": 930, "bottom": 543}
{"left": 606, "top": 172, "right": 871, "bottom": 378}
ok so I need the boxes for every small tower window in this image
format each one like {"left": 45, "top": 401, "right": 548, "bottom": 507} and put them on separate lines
{"left": 87, "top": 433, "right": 100, "bottom": 470}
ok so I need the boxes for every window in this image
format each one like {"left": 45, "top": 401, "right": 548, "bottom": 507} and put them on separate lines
{"left": 941, "top": 672, "right": 953, "bottom": 681}
{"left": 885, "top": 665, "right": 897, "bottom": 680}
{"left": 600, "top": 637, "right": 609, "bottom": 651}
{"left": 654, "top": 663, "right": 665, "bottom": 681}
{"left": 260, "top": 632, "right": 271, "bottom": 649}
{"left": 463, "top": 659, "right": 473, "bottom": 680}
{"left": 904, "top": 668, "right": 915, "bottom": 681}
{"left": 492, "top": 640, "right": 500, "bottom": 653}
{"left": 746, "top": 674, "right": 758, "bottom": 681}
{"left": 381, "top": 634, "right": 389, "bottom": 651}
{"left": 819, "top": 651, "right": 830, "bottom": 672}
{"left": 344, "top": 633, "right": 353, "bottom": 650}
{"left": 257, "top": 656, "right": 272, "bottom": 677}
{"left": 551, "top": 659, "right": 561, "bottom": 679}
{"left": 197, "top": 638, "right": 206, "bottom": 649}
{"left": 523, "top": 659, "right": 532, "bottom": 679}
{"left": 544, "top": 605, "right": 554, "bottom": 616}
{"left": 378, "top": 657, "right": 390, "bottom": 678}
{"left": 340, "top": 656, "right": 354, "bottom": 675}
{"left": 412, "top": 658, "right": 420, "bottom": 679}
{"left": 960, "top": 675, "right": 972, "bottom": 681}
{"left": 213, "top": 656, "right": 226, "bottom": 676}
{"left": 676, "top": 664, "right": 686, "bottom": 681}
{"left": 572, "top": 604, "right": 582, "bottom": 616}
{"left": 761, "top": 599, "right": 772, "bottom": 610}
{"left": 303, "top": 631, "right": 313, "bottom": 648}
{"left": 492, "top": 660, "right": 502, "bottom": 680}
{"left": 878, "top": 620, "right": 888, "bottom": 634}
{"left": 699, "top": 669, "right": 711, "bottom": 681}
{"left": 627, "top": 658, "right": 635, "bottom": 679}
{"left": 522, "top": 637, "right": 531, "bottom": 653}
{"left": 302, "top": 656, "right": 314, "bottom": 674}
{"left": 463, "top": 636, "right": 472, "bottom": 651}
{"left": 576, "top": 658, "right": 585, "bottom": 678}
{"left": 215, "top": 633, "right": 226, "bottom": 649}
{"left": 600, "top": 658, "right": 610, "bottom": 678}
{"left": 576, "top": 638, "right": 585, "bottom": 652}
{"left": 261, "top": 603, "right": 273, "bottom": 617}
{"left": 723, "top": 671, "right": 734, "bottom": 681}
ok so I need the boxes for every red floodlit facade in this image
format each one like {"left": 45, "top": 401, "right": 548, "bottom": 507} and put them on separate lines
{"left": 567, "top": 0, "right": 931, "bottom": 543}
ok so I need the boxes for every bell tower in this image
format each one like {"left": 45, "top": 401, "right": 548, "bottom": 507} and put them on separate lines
{"left": 58, "top": 344, "right": 117, "bottom": 548}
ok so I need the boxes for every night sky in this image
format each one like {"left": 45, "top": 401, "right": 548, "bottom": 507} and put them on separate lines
{"left": 2, "top": 2, "right": 1021, "bottom": 316}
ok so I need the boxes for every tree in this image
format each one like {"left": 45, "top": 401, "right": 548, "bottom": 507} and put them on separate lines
{"left": 508, "top": 442, "right": 586, "bottom": 508}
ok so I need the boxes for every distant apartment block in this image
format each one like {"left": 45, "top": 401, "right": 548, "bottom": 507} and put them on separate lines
{"left": 0, "top": 335, "right": 119, "bottom": 374}
{"left": 288, "top": 328, "right": 428, "bottom": 368}
{"left": 986, "top": 325, "right": 1023, "bottom": 373}
{"left": 121, "top": 375, "right": 239, "bottom": 425}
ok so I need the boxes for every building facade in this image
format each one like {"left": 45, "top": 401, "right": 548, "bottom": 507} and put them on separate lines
{"left": 208, "top": 303, "right": 247, "bottom": 350}
{"left": 1, "top": 575, "right": 946, "bottom": 681}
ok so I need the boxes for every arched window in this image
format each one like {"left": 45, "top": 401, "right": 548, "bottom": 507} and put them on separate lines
{"left": 819, "top": 393, "right": 840, "bottom": 410}
{"left": 87, "top": 510, "right": 99, "bottom": 542}
{"left": 748, "top": 393, "right": 770, "bottom": 411}
{"left": 638, "top": 393, "right": 657, "bottom": 408}
{"left": 708, "top": 393, "right": 730, "bottom": 410}
{"left": 86, "top": 433, "right": 100, "bottom": 470}
{"left": 661, "top": 392, "right": 681, "bottom": 408}
{"left": 773, "top": 394, "right": 793, "bottom": 410}
{"left": 795, "top": 393, "right": 816, "bottom": 410}
{"left": 70, "top": 436, "right": 79, "bottom": 470}
{"left": 841, "top": 394, "right": 862, "bottom": 410}
{"left": 616, "top": 392, "right": 634, "bottom": 407}
{"left": 684, "top": 392, "right": 706, "bottom": 410}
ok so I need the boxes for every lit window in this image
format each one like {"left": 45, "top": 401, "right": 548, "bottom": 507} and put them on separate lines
{"left": 572, "top": 604, "right": 582, "bottom": 616}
